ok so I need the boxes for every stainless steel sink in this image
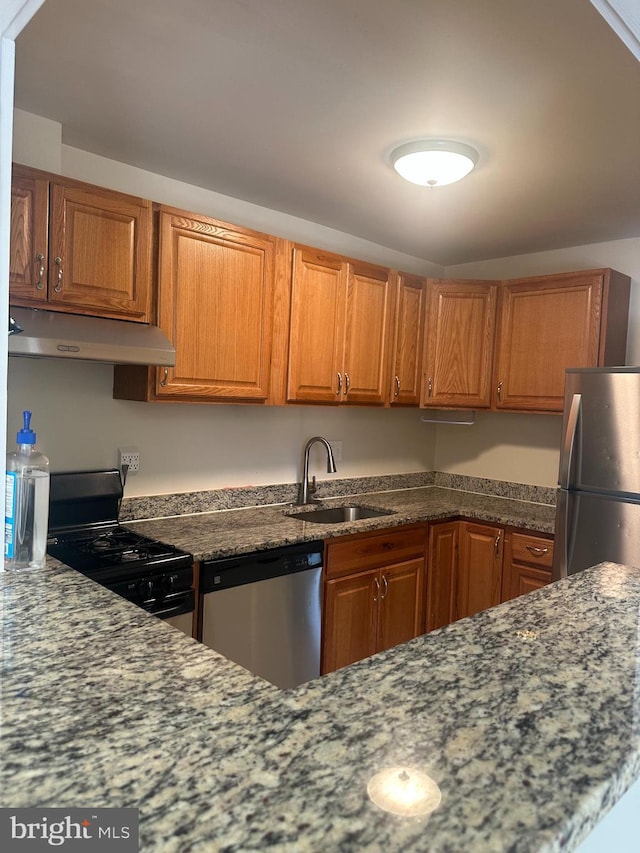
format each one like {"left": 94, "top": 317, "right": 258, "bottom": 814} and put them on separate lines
{"left": 287, "top": 505, "right": 395, "bottom": 524}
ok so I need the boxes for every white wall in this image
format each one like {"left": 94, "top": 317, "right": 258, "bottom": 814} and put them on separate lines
{"left": 437, "top": 241, "right": 640, "bottom": 486}
{"left": 9, "top": 110, "right": 438, "bottom": 497}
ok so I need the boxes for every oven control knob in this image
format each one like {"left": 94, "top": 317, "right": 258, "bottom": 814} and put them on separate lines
{"left": 138, "top": 578, "right": 155, "bottom": 601}
{"left": 162, "top": 574, "right": 177, "bottom": 595}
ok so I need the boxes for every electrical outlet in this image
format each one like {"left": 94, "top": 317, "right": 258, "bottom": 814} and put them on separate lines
{"left": 118, "top": 446, "right": 140, "bottom": 474}
{"left": 328, "top": 440, "right": 343, "bottom": 462}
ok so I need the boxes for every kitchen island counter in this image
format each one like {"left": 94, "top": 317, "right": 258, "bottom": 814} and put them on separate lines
{"left": 1, "top": 559, "right": 639, "bottom": 851}
{"left": 125, "top": 485, "right": 556, "bottom": 562}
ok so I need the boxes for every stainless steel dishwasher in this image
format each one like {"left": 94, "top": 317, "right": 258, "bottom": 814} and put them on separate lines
{"left": 200, "top": 541, "right": 323, "bottom": 689}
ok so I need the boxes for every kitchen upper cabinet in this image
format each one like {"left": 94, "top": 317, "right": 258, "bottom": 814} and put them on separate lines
{"left": 10, "top": 164, "right": 152, "bottom": 321}
{"left": 322, "top": 524, "right": 427, "bottom": 673}
{"left": 457, "top": 521, "right": 503, "bottom": 619}
{"left": 286, "top": 246, "right": 393, "bottom": 405}
{"left": 493, "top": 269, "right": 630, "bottom": 412}
{"left": 114, "top": 208, "right": 279, "bottom": 403}
{"left": 501, "top": 530, "right": 553, "bottom": 602}
{"left": 421, "top": 279, "right": 498, "bottom": 409}
{"left": 426, "top": 521, "right": 458, "bottom": 631}
{"left": 10, "top": 168, "right": 48, "bottom": 303}
{"left": 389, "top": 272, "right": 426, "bottom": 406}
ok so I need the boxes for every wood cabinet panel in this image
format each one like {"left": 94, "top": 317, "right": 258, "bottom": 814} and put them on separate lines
{"left": 286, "top": 247, "right": 346, "bottom": 403}
{"left": 48, "top": 183, "right": 151, "bottom": 319}
{"left": 422, "top": 279, "right": 497, "bottom": 408}
{"left": 390, "top": 273, "right": 426, "bottom": 406}
{"left": 343, "top": 262, "right": 393, "bottom": 404}
{"left": 10, "top": 165, "right": 152, "bottom": 321}
{"left": 457, "top": 522, "right": 503, "bottom": 619}
{"left": 378, "top": 558, "right": 424, "bottom": 652}
{"left": 322, "top": 569, "right": 378, "bottom": 673}
{"left": 10, "top": 170, "right": 48, "bottom": 302}
{"left": 322, "top": 526, "right": 427, "bottom": 673}
{"left": 325, "top": 523, "right": 427, "bottom": 579}
{"left": 494, "top": 270, "right": 629, "bottom": 412}
{"left": 286, "top": 247, "right": 392, "bottom": 406}
{"left": 427, "top": 521, "right": 458, "bottom": 631}
{"left": 154, "top": 209, "right": 276, "bottom": 401}
{"left": 502, "top": 530, "right": 553, "bottom": 602}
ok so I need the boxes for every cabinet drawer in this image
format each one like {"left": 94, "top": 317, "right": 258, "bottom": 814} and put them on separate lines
{"left": 325, "top": 524, "right": 427, "bottom": 579}
{"left": 510, "top": 533, "right": 554, "bottom": 568}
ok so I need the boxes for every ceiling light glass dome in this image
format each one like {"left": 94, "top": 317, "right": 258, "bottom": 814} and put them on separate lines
{"left": 391, "top": 140, "right": 479, "bottom": 187}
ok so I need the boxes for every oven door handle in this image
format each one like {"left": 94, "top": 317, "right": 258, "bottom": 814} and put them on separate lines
{"left": 150, "top": 589, "right": 195, "bottom": 620}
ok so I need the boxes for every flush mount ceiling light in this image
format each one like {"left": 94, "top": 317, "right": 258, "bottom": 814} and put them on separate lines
{"left": 391, "top": 140, "right": 479, "bottom": 187}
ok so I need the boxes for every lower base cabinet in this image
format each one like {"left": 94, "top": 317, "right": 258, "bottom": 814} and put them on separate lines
{"left": 321, "top": 524, "right": 427, "bottom": 674}
{"left": 427, "top": 520, "right": 554, "bottom": 631}
{"left": 501, "top": 531, "right": 554, "bottom": 601}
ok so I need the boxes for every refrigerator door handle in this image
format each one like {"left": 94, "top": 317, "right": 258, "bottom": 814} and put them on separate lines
{"left": 553, "top": 490, "right": 569, "bottom": 581}
{"left": 559, "top": 393, "right": 581, "bottom": 489}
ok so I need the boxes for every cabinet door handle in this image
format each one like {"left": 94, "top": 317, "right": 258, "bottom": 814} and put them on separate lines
{"left": 373, "top": 576, "right": 380, "bottom": 602}
{"left": 497, "top": 381, "right": 503, "bottom": 401}
{"left": 427, "top": 377, "right": 433, "bottom": 397}
{"left": 336, "top": 372, "right": 342, "bottom": 395}
{"left": 35, "top": 253, "right": 45, "bottom": 290}
{"left": 344, "top": 372, "right": 350, "bottom": 396}
{"left": 394, "top": 375, "right": 401, "bottom": 398}
{"left": 53, "top": 257, "right": 63, "bottom": 292}
{"left": 494, "top": 532, "right": 501, "bottom": 557}
{"left": 381, "top": 574, "right": 388, "bottom": 599}
{"left": 160, "top": 367, "right": 169, "bottom": 387}
{"left": 526, "top": 545, "right": 549, "bottom": 557}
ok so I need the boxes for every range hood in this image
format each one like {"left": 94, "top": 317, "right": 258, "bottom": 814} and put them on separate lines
{"left": 8, "top": 307, "right": 176, "bottom": 367}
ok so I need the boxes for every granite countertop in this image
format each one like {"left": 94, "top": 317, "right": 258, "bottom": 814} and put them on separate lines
{"left": 2, "top": 559, "right": 640, "bottom": 851}
{"left": 125, "top": 486, "right": 556, "bottom": 562}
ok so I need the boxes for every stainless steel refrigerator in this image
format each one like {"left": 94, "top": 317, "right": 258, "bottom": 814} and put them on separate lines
{"left": 554, "top": 367, "right": 640, "bottom": 581}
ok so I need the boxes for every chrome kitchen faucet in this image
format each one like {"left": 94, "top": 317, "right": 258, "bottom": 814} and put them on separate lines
{"left": 297, "top": 436, "right": 337, "bottom": 505}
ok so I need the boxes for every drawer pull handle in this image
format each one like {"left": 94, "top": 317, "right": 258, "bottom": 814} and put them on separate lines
{"left": 526, "top": 545, "right": 549, "bottom": 556}
{"left": 35, "top": 253, "right": 45, "bottom": 290}
{"left": 53, "top": 256, "right": 63, "bottom": 292}
{"left": 383, "top": 541, "right": 394, "bottom": 550}
{"left": 381, "top": 574, "right": 388, "bottom": 599}
{"left": 373, "top": 576, "right": 380, "bottom": 602}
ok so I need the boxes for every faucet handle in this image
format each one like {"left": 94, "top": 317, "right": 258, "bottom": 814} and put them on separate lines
{"left": 308, "top": 475, "right": 317, "bottom": 497}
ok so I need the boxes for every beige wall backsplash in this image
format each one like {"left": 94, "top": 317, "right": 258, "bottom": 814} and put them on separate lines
{"left": 433, "top": 412, "right": 563, "bottom": 488}
{"left": 7, "top": 357, "right": 437, "bottom": 497}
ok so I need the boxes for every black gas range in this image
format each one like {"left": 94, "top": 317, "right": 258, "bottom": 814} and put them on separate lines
{"left": 47, "top": 470, "right": 194, "bottom": 629}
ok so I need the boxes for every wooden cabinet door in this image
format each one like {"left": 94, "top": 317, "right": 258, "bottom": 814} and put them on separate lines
{"left": 427, "top": 521, "right": 459, "bottom": 631}
{"left": 502, "top": 531, "right": 553, "bottom": 602}
{"left": 343, "top": 261, "right": 393, "bottom": 405}
{"left": 378, "top": 558, "right": 424, "bottom": 653}
{"left": 9, "top": 169, "right": 49, "bottom": 303}
{"left": 155, "top": 209, "right": 276, "bottom": 401}
{"left": 389, "top": 273, "right": 426, "bottom": 406}
{"left": 422, "top": 280, "right": 497, "bottom": 408}
{"left": 494, "top": 272, "right": 604, "bottom": 412}
{"left": 322, "top": 569, "right": 378, "bottom": 673}
{"left": 287, "top": 247, "right": 347, "bottom": 403}
{"left": 457, "top": 522, "right": 503, "bottom": 620}
{"left": 48, "top": 182, "right": 152, "bottom": 320}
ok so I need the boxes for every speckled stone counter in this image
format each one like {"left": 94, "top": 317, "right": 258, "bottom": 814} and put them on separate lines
{"left": 125, "top": 486, "right": 556, "bottom": 562}
{"left": 2, "top": 560, "right": 639, "bottom": 851}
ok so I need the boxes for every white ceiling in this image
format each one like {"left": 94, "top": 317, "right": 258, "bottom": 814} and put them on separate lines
{"left": 13, "top": 0, "right": 640, "bottom": 266}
